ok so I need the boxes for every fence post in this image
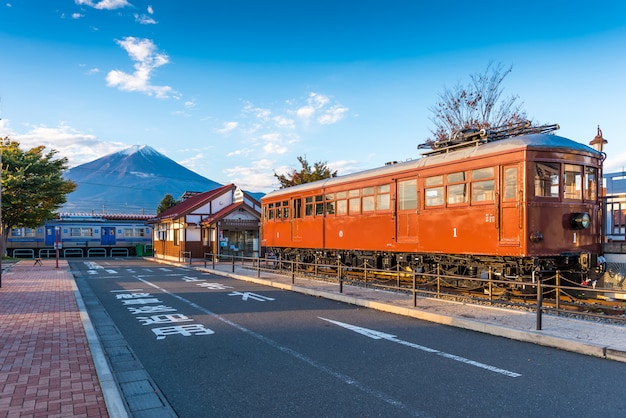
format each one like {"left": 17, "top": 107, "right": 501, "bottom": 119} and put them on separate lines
{"left": 212, "top": 253, "right": 216, "bottom": 269}
{"left": 437, "top": 264, "right": 441, "bottom": 298}
{"left": 232, "top": 254, "right": 235, "bottom": 273}
{"left": 291, "top": 260, "right": 295, "bottom": 284}
{"left": 555, "top": 270, "right": 560, "bottom": 316}
{"left": 338, "top": 259, "right": 343, "bottom": 293}
{"left": 488, "top": 267, "right": 493, "bottom": 302}
{"left": 364, "top": 262, "right": 368, "bottom": 288}
{"left": 536, "top": 271, "right": 543, "bottom": 330}
{"left": 413, "top": 270, "right": 417, "bottom": 307}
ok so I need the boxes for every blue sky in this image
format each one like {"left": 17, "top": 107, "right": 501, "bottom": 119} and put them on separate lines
{"left": 1, "top": 0, "right": 625, "bottom": 193}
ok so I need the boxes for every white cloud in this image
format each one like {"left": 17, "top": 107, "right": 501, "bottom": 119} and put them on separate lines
{"left": 106, "top": 37, "right": 176, "bottom": 98}
{"left": 1, "top": 120, "right": 128, "bottom": 167}
{"left": 75, "top": 0, "right": 131, "bottom": 10}
{"left": 72, "top": 12, "right": 83, "bottom": 19}
{"left": 223, "top": 159, "right": 278, "bottom": 191}
{"left": 295, "top": 92, "right": 348, "bottom": 125}
{"left": 226, "top": 148, "right": 254, "bottom": 157}
{"left": 134, "top": 13, "right": 156, "bottom": 24}
{"left": 217, "top": 121, "right": 238, "bottom": 134}
{"left": 318, "top": 105, "right": 349, "bottom": 125}
{"left": 147, "top": 5, "right": 154, "bottom": 14}
{"left": 296, "top": 105, "right": 315, "bottom": 121}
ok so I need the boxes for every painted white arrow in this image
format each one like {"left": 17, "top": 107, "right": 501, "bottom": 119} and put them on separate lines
{"left": 319, "top": 317, "right": 521, "bottom": 378}
{"left": 228, "top": 291, "right": 275, "bottom": 301}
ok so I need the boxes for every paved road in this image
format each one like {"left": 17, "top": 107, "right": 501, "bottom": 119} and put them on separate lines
{"left": 73, "top": 259, "right": 626, "bottom": 417}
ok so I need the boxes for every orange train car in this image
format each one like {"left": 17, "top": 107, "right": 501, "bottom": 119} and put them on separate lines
{"left": 261, "top": 124, "right": 605, "bottom": 284}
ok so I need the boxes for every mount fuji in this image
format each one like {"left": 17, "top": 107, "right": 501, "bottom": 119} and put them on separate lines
{"left": 61, "top": 145, "right": 224, "bottom": 215}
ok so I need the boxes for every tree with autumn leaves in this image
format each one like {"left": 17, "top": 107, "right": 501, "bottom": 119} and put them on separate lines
{"left": 427, "top": 62, "right": 529, "bottom": 144}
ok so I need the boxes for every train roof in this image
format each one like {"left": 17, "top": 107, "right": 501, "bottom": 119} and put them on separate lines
{"left": 263, "top": 133, "right": 603, "bottom": 200}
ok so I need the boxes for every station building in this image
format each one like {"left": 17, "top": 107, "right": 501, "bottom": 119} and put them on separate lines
{"left": 149, "top": 184, "right": 262, "bottom": 262}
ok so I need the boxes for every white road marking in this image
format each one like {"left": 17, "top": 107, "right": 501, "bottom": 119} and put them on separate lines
{"left": 319, "top": 317, "right": 521, "bottom": 378}
{"left": 134, "top": 276, "right": 430, "bottom": 417}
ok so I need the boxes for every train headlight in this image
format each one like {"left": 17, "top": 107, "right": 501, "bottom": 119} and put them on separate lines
{"left": 570, "top": 212, "right": 591, "bottom": 229}
{"left": 529, "top": 231, "right": 543, "bottom": 243}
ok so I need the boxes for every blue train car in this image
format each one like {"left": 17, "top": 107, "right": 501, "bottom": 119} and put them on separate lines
{"left": 7, "top": 213, "right": 154, "bottom": 258}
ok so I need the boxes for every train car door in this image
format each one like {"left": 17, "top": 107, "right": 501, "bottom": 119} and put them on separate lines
{"left": 499, "top": 165, "right": 521, "bottom": 245}
{"left": 291, "top": 197, "right": 303, "bottom": 242}
{"left": 396, "top": 178, "right": 419, "bottom": 243}
{"left": 101, "top": 227, "right": 116, "bottom": 245}
{"left": 45, "top": 226, "right": 56, "bottom": 246}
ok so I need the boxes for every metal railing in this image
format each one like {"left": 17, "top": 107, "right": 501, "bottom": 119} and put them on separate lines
{"left": 185, "top": 253, "right": 625, "bottom": 329}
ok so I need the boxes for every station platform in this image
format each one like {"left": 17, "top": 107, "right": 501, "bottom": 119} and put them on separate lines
{"left": 1, "top": 257, "right": 625, "bottom": 417}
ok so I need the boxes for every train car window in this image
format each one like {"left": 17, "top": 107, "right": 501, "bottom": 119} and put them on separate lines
{"left": 471, "top": 181, "right": 495, "bottom": 202}
{"left": 315, "top": 195, "right": 324, "bottom": 216}
{"left": 425, "top": 187, "right": 444, "bottom": 207}
{"left": 471, "top": 168, "right": 495, "bottom": 202}
{"left": 472, "top": 167, "right": 493, "bottom": 180}
{"left": 275, "top": 203, "right": 282, "bottom": 219}
{"left": 71, "top": 227, "right": 93, "bottom": 237}
{"left": 335, "top": 192, "right": 347, "bottom": 215}
{"left": 349, "top": 198, "right": 361, "bottom": 214}
{"left": 292, "top": 199, "right": 302, "bottom": 219}
{"left": 425, "top": 176, "right": 443, "bottom": 187}
{"left": 503, "top": 167, "right": 517, "bottom": 200}
{"left": 584, "top": 167, "right": 598, "bottom": 200}
{"left": 447, "top": 172, "right": 465, "bottom": 183}
{"left": 325, "top": 194, "right": 335, "bottom": 215}
{"left": 447, "top": 172, "right": 467, "bottom": 205}
{"left": 534, "top": 162, "right": 560, "bottom": 198}
{"left": 564, "top": 164, "right": 583, "bottom": 200}
{"left": 376, "top": 185, "right": 390, "bottom": 211}
{"left": 11, "top": 228, "right": 23, "bottom": 237}
{"left": 348, "top": 189, "right": 360, "bottom": 214}
{"left": 447, "top": 184, "right": 467, "bottom": 204}
{"left": 282, "top": 201, "right": 289, "bottom": 219}
{"left": 305, "top": 197, "right": 314, "bottom": 216}
{"left": 362, "top": 196, "right": 375, "bottom": 212}
{"left": 361, "top": 187, "right": 375, "bottom": 212}
{"left": 267, "top": 203, "right": 274, "bottom": 220}
{"left": 399, "top": 179, "right": 418, "bottom": 210}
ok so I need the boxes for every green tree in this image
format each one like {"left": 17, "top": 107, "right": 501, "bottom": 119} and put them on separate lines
{"left": 1, "top": 137, "right": 77, "bottom": 255}
{"left": 274, "top": 156, "right": 337, "bottom": 189}
{"left": 427, "top": 62, "right": 528, "bottom": 144}
{"left": 156, "top": 193, "right": 179, "bottom": 214}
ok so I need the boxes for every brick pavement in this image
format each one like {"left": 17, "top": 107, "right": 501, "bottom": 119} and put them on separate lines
{"left": 0, "top": 259, "right": 109, "bottom": 418}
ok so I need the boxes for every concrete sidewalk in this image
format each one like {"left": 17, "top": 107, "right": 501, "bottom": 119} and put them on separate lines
{"left": 179, "top": 258, "right": 626, "bottom": 363}
{"left": 0, "top": 259, "right": 121, "bottom": 418}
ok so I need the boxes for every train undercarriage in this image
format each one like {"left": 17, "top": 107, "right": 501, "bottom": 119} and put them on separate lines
{"left": 267, "top": 247, "right": 604, "bottom": 291}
